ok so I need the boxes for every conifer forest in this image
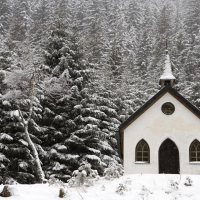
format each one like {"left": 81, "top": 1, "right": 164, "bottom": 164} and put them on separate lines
{"left": 0, "top": 0, "right": 200, "bottom": 183}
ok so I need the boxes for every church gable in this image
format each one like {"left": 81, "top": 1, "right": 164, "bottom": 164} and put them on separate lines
{"left": 117, "top": 85, "right": 200, "bottom": 160}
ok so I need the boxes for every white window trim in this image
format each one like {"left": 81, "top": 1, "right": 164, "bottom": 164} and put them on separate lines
{"left": 189, "top": 161, "right": 200, "bottom": 165}
{"left": 135, "top": 161, "right": 150, "bottom": 164}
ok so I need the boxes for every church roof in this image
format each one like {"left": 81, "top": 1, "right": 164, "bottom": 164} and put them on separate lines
{"left": 117, "top": 85, "right": 200, "bottom": 160}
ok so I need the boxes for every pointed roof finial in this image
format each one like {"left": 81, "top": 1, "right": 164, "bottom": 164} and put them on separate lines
{"left": 159, "top": 43, "right": 176, "bottom": 87}
{"left": 166, "top": 39, "right": 168, "bottom": 55}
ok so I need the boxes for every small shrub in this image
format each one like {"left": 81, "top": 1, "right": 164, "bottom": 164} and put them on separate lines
{"left": 104, "top": 163, "right": 124, "bottom": 180}
{"left": 116, "top": 183, "right": 128, "bottom": 195}
{"left": 184, "top": 176, "right": 193, "bottom": 186}
{"left": 169, "top": 179, "right": 179, "bottom": 190}
{"left": 68, "top": 160, "right": 99, "bottom": 187}
{"left": 4, "top": 178, "right": 18, "bottom": 185}
{"left": 101, "top": 185, "right": 106, "bottom": 191}
{"left": 139, "top": 185, "right": 152, "bottom": 199}
{"left": 48, "top": 177, "right": 65, "bottom": 187}
{"left": 124, "top": 178, "right": 132, "bottom": 185}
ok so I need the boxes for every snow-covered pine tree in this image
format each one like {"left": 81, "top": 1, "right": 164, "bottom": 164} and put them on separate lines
{"left": 0, "top": 0, "right": 12, "bottom": 36}
{"left": 1, "top": 68, "right": 46, "bottom": 183}
{"left": 54, "top": 0, "right": 70, "bottom": 22}
{"left": 181, "top": 0, "right": 200, "bottom": 79}
{"left": 0, "top": 41, "right": 13, "bottom": 72}
{"left": 0, "top": 98, "right": 43, "bottom": 184}
{"left": 9, "top": 0, "right": 31, "bottom": 42}
{"left": 41, "top": 20, "right": 86, "bottom": 181}
{"left": 65, "top": 86, "right": 122, "bottom": 175}
{"left": 42, "top": 17, "right": 123, "bottom": 179}
{"left": 0, "top": 56, "right": 68, "bottom": 184}
{"left": 77, "top": 0, "right": 109, "bottom": 64}
{"left": 0, "top": 44, "right": 41, "bottom": 184}
{"left": 30, "top": 0, "right": 52, "bottom": 46}
{"left": 125, "top": 0, "right": 144, "bottom": 31}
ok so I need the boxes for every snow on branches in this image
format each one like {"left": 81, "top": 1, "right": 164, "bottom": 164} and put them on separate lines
{"left": 68, "top": 160, "right": 99, "bottom": 187}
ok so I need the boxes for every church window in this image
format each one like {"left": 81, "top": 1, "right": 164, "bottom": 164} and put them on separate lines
{"left": 162, "top": 102, "right": 175, "bottom": 115}
{"left": 190, "top": 140, "right": 200, "bottom": 162}
{"left": 136, "top": 139, "right": 150, "bottom": 162}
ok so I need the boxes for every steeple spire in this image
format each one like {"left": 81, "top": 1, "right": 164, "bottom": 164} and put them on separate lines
{"left": 159, "top": 48, "right": 176, "bottom": 87}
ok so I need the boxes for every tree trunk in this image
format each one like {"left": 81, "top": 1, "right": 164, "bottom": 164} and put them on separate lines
{"left": 17, "top": 73, "right": 45, "bottom": 183}
{"left": 24, "top": 125, "right": 45, "bottom": 183}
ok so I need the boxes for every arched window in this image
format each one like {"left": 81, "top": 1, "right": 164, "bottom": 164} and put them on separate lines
{"left": 189, "top": 140, "right": 200, "bottom": 162}
{"left": 136, "top": 139, "right": 150, "bottom": 162}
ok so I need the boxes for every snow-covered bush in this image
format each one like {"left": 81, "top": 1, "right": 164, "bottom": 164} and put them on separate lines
{"left": 104, "top": 163, "right": 124, "bottom": 180}
{"left": 169, "top": 179, "right": 179, "bottom": 190}
{"left": 101, "top": 185, "right": 106, "bottom": 191}
{"left": 48, "top": 177, "right": 65, "bottom": 187}
{"left": 68, "top": 160, "right": 99, "bottom": 187}
{"left": 4, "top": 178, "right": 18, "bottom": 185}
{"left": 165, "top": 178, "right": 180, "bottom": 194}
{"left": 116, "top": 183, "right": 128, "bottom": 195}
{"left": 124, "top": 178, "right": 132, "bottom": 185}
{"left": 48, "top": 177, "right": 68, "bottom": 199}
{"left": 184, "top": 176, "right": 193, "bottom": 186}
{"left": 139, "top": 185, "right": 152, "bottom": 199}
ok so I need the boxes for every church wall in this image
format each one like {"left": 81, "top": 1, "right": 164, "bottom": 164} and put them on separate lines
{"left": 124, "top": 92, "right": 200, "bottom": 174}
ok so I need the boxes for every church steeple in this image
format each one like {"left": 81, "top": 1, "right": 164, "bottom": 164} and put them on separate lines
{"left": 159, "top": 49, "right": 176, "bottom": 87}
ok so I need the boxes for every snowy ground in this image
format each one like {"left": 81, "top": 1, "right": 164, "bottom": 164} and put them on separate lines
{"left": 1, "top": 174, "right": 200, "bottom": 200}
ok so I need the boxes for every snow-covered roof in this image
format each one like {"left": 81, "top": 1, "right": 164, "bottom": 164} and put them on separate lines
{"left": 159, "top": 53, "right": 176, "bottom": 81}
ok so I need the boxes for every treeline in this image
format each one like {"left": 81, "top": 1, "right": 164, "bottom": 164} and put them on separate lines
{"left": 0, "top": 0, "right": 200, "bottom": 183}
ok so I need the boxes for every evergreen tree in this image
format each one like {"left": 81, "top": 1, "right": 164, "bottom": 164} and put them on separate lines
{"left": 182, "top": 0, "right": 200, "bottom": 78}
{"left": 9, "top": 0, "right": 31, "bottom": 42}
{"left": 30, "top": 0, "right": 52, "bottom": 45}
{"left": 41, "top": 21, "right": 87, "bottom": 181}
{"left": 0, "top": 41, "right": 13, "bottom": 71}
{"left": 0, "top": 68, "right": 46, "bottom": 183}
{"left": 54, "top": 0, "right": 70, "bottom": 21}
{"left": 126, "top": 0, "right": 143, "bottom": 30}
{"left": 0, "top": 0, "right": 12, "bottom": 36}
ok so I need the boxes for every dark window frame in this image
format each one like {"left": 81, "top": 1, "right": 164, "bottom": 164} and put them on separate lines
{"left": 189, "top": 139, "right": 200, "bottom": 162}
{"left": 135, "top": 139, "right": 150, "bottom": 163}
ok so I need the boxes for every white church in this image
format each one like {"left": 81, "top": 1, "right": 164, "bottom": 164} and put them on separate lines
{"left": 118, "top": 50, "right": 200, "bottom": 174}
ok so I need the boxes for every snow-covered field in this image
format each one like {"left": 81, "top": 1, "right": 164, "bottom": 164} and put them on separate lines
{"left": 1, "top": 174, "right": 200, "bottom": 200}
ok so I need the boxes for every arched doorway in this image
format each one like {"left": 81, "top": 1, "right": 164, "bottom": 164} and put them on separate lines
{"left": 159, "top": 139, "right": 180, "bottom": 174}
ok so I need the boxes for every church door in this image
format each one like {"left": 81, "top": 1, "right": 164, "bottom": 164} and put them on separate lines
{"left": 159, "top": 139, "right": 180, "bottom": 174}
